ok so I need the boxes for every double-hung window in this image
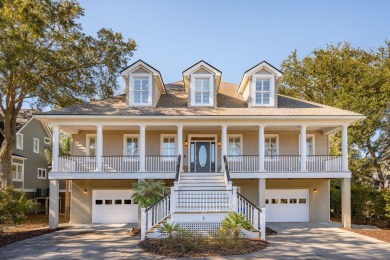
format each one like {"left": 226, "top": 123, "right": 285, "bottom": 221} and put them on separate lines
{"left": 12, "top": 163, "right": 23, "bottom": 181}
{"left": 194, "top": 78, "right": 210, "bottom": 105}
{"left": 37, "top": 168, "right": 47, "bottom": 179}
{"left": 265, "top": 135, "right": 278, "bottom": 158}
{"left": 161, "top": 135, "right": 176, "bottom": 158}
{"left": 16, "top": 134, "right": 23, "bottom": 150}
{"left": 134, "top": 77, "right": 149, "bottom": 104}
{"left": 86, "top": 135, "right": 96, "bottom": 156}
{"left": 255, "top": 79, "right": 271, "bottom": 105}
{"left": 299, "top": 134, "right": 315, "bottom": 156}
{"left": 228, "top": 135, "right": 242, "bottom": 156}
{"left": 123, "top": 135, "right": 139, "bottom": 156}
{"left": 33, "top": 138, "right": 39, "bottom": 153}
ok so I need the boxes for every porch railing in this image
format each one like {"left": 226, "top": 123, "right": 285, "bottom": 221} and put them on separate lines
{"left": 265, "top": 155, "right": 301, "bottom": 172}
{"left": 102, "top": 156, "right": 140, "bottom": 172}
{"left": 227, "top": 155, "right": 259, "bottom": 172}
{"left": 145, "top": 155, "right": 177, "bottom": 172}
{"left": 58, "top": 156, "right": 96, "bottom": 172}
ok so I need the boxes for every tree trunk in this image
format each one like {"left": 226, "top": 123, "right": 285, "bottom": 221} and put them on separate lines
{"left": 65, "top": 180, "right": 70, "bottom": 222}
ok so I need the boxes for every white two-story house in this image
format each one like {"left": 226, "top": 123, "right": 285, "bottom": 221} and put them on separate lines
{"left": 36, "top": 60, "right": 364, "bottom": 239}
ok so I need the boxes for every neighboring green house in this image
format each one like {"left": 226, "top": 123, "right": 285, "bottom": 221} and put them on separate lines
{"left": 1, "top": 110, "right": 53, "bottom": 200}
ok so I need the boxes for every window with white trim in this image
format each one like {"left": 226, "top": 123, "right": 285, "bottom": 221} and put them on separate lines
{"left": 228, "top": 135, "right": 243, "bottom": 156}
{"left": 37, "top": 168, "right": 47, "bottom": 179}
{"left": 86, "top": 134, "right": 96, "bottom": 156}
{"left": 33, "top": 138, "right": 39, "bottom": 153}
{"left": 44, "top": 137, "right": 51, "bottom": 145}
{"left": 265, "top": 135, "right": 279, "bottom": 157}
{"left": 194, "top": 78, "right": 210, "bottom": 105}
{"left": 161, "top": 135, "right": 176, "bottom": 157}
{"left": 299, "top": 134, "right": 315, "bottom": 156}
{"left": 123, "top": 135, "right": 139, "bottom": 156}
{"left": 16, "top": 133, "right": 23, "bottom": 150}
{"left": 133, "top": 77, "right": 149, "bottom": 104}
{"left": 12, "top": 163, "right": 23, "bottom": 181}
{"left": 252, "top": 74, "right": 275, "bottom": 106}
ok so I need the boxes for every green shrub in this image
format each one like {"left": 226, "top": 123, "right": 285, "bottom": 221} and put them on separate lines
{"left": 162, "top": 229, "right": 205, "bottom": 253}
{"left": 0, "top": 187, "right": 37, "bottom": 232}
{"left": 221, "top": 212, "right": 252, "bottom": 239}
{"left": 159, "top": 222, "right": 179, "bottom": 238}
{"left": 131, "top": 179, "right": 165, "bottom": 208}
{"left": 383, "top": 189, "right": 390, "bottom": 218}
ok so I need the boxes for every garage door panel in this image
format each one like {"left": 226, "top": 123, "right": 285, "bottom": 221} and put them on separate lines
{"left": 92, "top": 190, "right": 138, "bottom": 224}
{"left": 265, "top": 189, "right": 309, "bottom": 222}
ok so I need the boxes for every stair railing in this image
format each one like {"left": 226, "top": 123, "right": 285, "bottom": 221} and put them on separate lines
{"left": 235, "top": 191, "right": 266, "bottom": 240}
{"left": 223, "top": 155, "right": 232, "bottom": 189}
{"left": 141, "top": 193, "right": 171, "bottom": 241}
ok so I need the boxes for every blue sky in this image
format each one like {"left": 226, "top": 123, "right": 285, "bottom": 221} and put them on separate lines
{"left": 76, "top": 0, "right": 389, "bottom": 87}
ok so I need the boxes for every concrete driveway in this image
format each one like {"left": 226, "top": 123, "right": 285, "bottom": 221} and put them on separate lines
{"left": 0, "top": 223, "right": 389, "bottom": 259}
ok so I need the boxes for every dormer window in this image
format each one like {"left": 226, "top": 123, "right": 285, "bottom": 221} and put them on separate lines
{"left": 134, "top": 77, "right": 149, "bottom": 104}
{"left": 195, "top": 78, "right": 210, "bottom": 105}
{"left": 252, "top": 74, "right": 275, "bottom": 107}
{"left": 129, "top": 74, "right": 152, "bottom": 106}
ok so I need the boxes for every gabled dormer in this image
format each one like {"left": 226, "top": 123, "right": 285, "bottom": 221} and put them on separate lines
{"left": 182, "top": 60, "right": 222, "bottom": 107}
{"left": 238, "top": 61, "right": 283, "bottom": 107}
{"left": 121, "top": 60, "right": 165, "bottom": 107}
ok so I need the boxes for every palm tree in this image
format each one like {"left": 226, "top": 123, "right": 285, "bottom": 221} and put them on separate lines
{"left": 221, "top": 212, "right": 253, "bottom": 238}
{"left": 131, "top": 179, "right": 165, "bottom": 208}
{"left": 159, "top": 222, "right": 179, "bottom": 238}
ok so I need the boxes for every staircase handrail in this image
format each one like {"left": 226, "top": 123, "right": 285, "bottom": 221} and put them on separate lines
{"left": 175, "top": 154, "right": 181, "bottom": 182}
{"left": 237, "top": 192, "right": 262, "bottom": 213}
{"left": 223, "top": 155, "right": 231, "bottom": 182}
{"left": 145, "top": 192, "right": 171, "bottom": 212}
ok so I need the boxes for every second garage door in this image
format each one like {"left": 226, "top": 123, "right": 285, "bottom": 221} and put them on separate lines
{"left": 265, "top": 189, "right": 309, "bottom": 222}
{"left": 92, "top": 190, "right": 138, "bottom": 224}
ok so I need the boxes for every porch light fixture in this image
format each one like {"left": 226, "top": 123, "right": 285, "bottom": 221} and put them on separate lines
{"left": 217, "top": 139, "right": 221, "bottom": 146}
{"left": 313, "top": 188, "right": 317, "bottom": 193}
{"left": 84, "top": 189, "right": 88, "bottom": 194}
{"left": 185, "top": 139, "right": 188, "bottom": 146}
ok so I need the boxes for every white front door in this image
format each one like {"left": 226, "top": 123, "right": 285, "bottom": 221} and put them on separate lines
{"left": 265, "top": 189, "right": 309, "bottom": 222}
{"left": 92, "top": 190, "right": 138, "bottom": 224}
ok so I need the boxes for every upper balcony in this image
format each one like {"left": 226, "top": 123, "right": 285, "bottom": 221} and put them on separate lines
{"left": 49, "top": 123, "right": 350, "bottom": 180}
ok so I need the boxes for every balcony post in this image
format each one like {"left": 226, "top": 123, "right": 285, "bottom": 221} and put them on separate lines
{"left": 95, "top": 125, "right": 103, "bottom": 172}
{"left": 258, "top": 125, "right": 265, "bottom": 171}
{"left": 341, "top": 178, "right": 351, "bottom": 228}
{"left": 342, "top": 124, "right": 349, "bottom": 171}
{"left": 177, "top": 125, "right": 183, "bottom": 172}
{"left": 258, "top": 178, "right": 266, "bottom": 208}
{"left": 139, "top": 125, "right": 146, "bottom": 172}
{"left": 49, "top": 179, "right": 59, "bottom": 229}
{"left": 300, "top": 125, "right": 307, "bottom": 171}
{"left": 52, "top": 125, "right": 59, "bottom": 172}
{"left": 221, "top": 125, "right": 228, "bottom": 171}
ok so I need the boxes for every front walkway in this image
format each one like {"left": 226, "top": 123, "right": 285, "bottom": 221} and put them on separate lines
{"left": 0, "top": 223, "right": 389, "bottom": 259}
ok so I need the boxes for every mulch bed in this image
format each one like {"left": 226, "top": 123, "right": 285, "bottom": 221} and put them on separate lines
{"left": 126, "top": 228, "right": 141, "bottom": 237}
{"left": 343, "top": 228, "right": 390, "bottom": 243}
{"left": 139, "top": 238, "right": 269, "bottom": 258}
{"left": 0, "top": 228, "right": 65, "bottom": 248}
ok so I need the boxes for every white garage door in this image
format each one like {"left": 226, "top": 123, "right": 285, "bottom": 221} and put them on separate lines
{"left": 92, "top": 190, "right": 138, "bottom": 224}
{"left": 265, "top": 189, "right": 309, "bottom": 222}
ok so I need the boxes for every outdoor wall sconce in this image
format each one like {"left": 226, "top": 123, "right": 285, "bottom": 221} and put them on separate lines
{"left": 185, "top": 139, "right": 188, "bottom": 146}
{"left": 217, "top": 139, "right": 221, "bottom": 146}
{"left": 313, "top": 188, "right": 317, "bottom": 193}
{"left": 84, "top": 189, "right": 88, "bottom": 195}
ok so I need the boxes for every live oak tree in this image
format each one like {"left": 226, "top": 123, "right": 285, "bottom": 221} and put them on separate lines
{"left": 280, "top": 42, "right": 390, "bottom": 188}
{"left": 0, "top": 0, "right": 136, "bottom": 188}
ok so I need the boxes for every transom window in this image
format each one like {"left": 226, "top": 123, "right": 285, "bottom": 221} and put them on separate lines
{"left": 12, "top": 163, "right": 23, "bottom": 181}
{"left": 255, "top": 79, "right": 271, "bottom": 105}
{"left": 86, "top": 135, "right": 96, "bottom": 156}
{"left": 265, "top": 135, "right": 278, "bottom": 157}
{"left": 124, "top": 135, "right": 139, "bottom": 156}
{"left": 161, "top": 135, "right": 176, "bottom": 156}
{"left": 228, "top": 135, "right": 242, "bottom": 156}
{"left": 16, "top": 134, "right": 23, "bottom": 150}
{"left": 37, "top": 168, "right": 47, "bottom": 179}
{"left": 134, "top": 77, "right": 149, "bottom": 104}
{"left": 33, "top": 138, "right": 39, "bottom": 153}
{"left": 194, "top": 78, "right": 210, "bottom": 105}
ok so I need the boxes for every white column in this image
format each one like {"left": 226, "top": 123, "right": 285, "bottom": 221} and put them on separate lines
{"left": 95, "top": 125, "right": 103, "bottom": 172}
{"left": 342, "top": 124, "right": 349, "bottom": 171}
{"left": 49, "top": 179, "right": 59, "bottom": 229}
{"left": 221, "top": 125, "right": 228, "bottom": 170}
{"left": 52, "top": 125, "right": 59, "bottom": 172}
{"left": 258, "top": 178, "right": 266, "bottom": 208}
{"left": 139, "top": 125, "right": 146, "bottom": 172}
{"left": 258, "top": 125, "right": 265, "bottom": 171}
{"left": 177, "top": 125, "right": 183, "bottom": 172}
{"left": 341, "top": 178, "right": 351, "bottom": 228}
{"left": 260, "top": 208, "right": 266, "bottom": 240}
{"left": 300, "top": 125, "right": 307, "bottom": 171}
{"left": 141, "top": 208, "right": 146, "bottom": 240}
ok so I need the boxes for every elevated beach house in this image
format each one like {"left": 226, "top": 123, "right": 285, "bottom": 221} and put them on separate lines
{"left": 35, "top": 60, "right": 365, "bottom": 239}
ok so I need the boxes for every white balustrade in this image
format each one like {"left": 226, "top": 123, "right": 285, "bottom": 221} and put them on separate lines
{"left": 102, "top": 156, "right": 139, "bottom": 172}
{"left": 264, "top": 155, "right": 300, "bottom": 172}
{"left": 145, "top": 155, "right": 176, "bottom": 172}
{"left": 311, "top": 155, "right": 343, "bottom": 172}
{"left": 176, "top": 190, "right": 231, "bottom": 212}
{"left": 141, "top": 194, "right": 171, "bottom": 240}
{"left": 227, "top": 155, "right": 259, "bottom": 172}
{"left": 58, "top": 156, "right": 96, "bottom": 172}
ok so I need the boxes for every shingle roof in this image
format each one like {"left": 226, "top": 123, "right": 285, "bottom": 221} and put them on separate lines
{"left": 38, "top": 81, "right": 362, "bottom": 117}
